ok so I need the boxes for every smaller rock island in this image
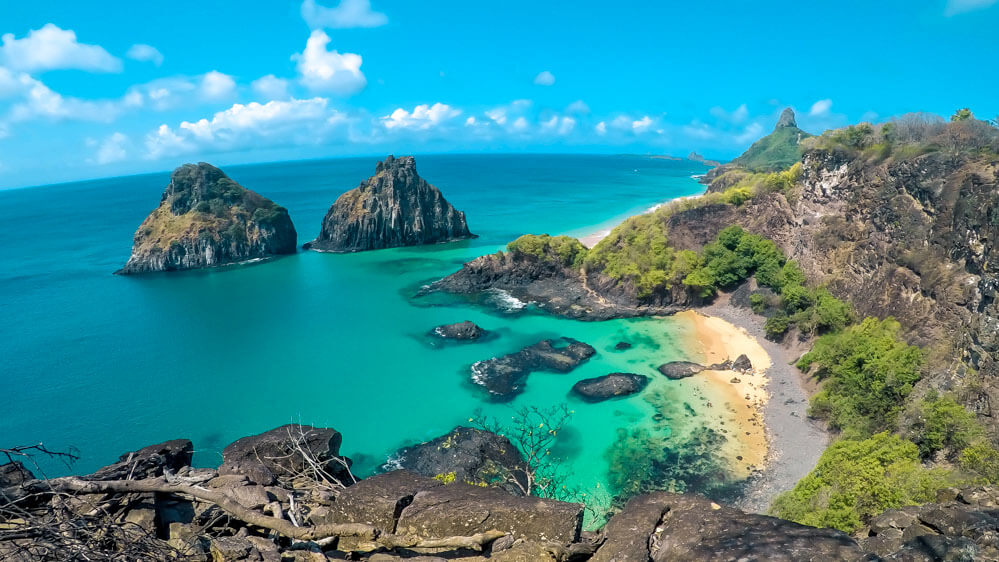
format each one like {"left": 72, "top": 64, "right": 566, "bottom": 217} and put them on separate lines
{"left": 116, "top": 163, "right": 297, "bottom": 274}
{"left": 305, "top": 155, "right": 475, "bottom": 252}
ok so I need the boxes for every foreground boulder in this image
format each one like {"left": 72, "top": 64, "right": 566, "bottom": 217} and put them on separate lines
{"left": 89, "top": 438, "right": 193, "bottom": 481}
{"left": 117, "top": 163, "right": 297, "bottom": 274}
{"left": 432, "top": 320, "right": 485, "bottom": 341}
{"left": 305, "top": 155, "right": 474, "bottom": 252}
{"left": 571, "top": 373, "right": 649, "bottom": 402}
{"left": 592, "top": 493, "right": 865, "bottom": 561}
{"left": 388, "top": 426, "right": 526, "bottom": 496}
{"left": 471, "top": 338, "right": 596, "bottom": 400}
{"left": 219, "top": 424, "right": 352, "bottom": 486}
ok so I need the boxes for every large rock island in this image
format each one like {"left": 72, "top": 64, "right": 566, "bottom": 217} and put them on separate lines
{"left": 116, "top": 163, "right": 297, "bottom": 274}
{"left": 304, "top": 155, "right": 474, "bottom": 252}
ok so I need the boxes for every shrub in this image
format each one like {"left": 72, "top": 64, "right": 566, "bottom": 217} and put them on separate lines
{"left": 764, "top": 313, "right": 790, "bottom": 338}
{"left": 507, "top": 234, "right": 588, "bottom": 269}
{"left": 909, "top": 392, "right": 983, "bottom": 459}
{"left": 798, "top": 317, "right": 923, "bottom": 437}
{"left": 771, "top": 432, "right": 972, "bottom": 533}
{"left": 960, "top": 443, "right": 999, "bottom": 481}
{"left": 749, "top": 293, "right": 766, "bottom": 314}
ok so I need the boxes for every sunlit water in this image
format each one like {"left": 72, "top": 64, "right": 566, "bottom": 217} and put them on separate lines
{"left": 0, "top": 154, "right": 710, "bottom": 520}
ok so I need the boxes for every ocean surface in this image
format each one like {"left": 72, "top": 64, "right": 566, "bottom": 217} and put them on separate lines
{"left": 0, "top": 154, "right": 709, "bottom": 515}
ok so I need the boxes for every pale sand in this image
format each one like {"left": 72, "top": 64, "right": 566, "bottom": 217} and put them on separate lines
{"left": 673, "top": 310, "right": 772, "bottom": 478}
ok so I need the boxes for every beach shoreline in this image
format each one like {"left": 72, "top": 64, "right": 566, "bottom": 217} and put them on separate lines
{"left": 694, "top": 294, "right": 830, "bottom": 513}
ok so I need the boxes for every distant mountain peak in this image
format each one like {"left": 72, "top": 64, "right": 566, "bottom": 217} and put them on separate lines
{"left": 776, "top": 108, "right": 797, "bottom": 130}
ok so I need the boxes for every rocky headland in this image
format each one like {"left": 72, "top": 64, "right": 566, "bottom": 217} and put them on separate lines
{"left": 305, "top": 155, "right": 474, "bottom": 253}
{"left": 116, "top": 163, "right": 297, "bottom": 274}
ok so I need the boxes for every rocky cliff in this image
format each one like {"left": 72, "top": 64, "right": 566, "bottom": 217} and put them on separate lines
{"left": 305, "top": 155, "right": 474, "bottom": 252}
{"left": 116, "top": 163, "right": 297, "bottom": 274}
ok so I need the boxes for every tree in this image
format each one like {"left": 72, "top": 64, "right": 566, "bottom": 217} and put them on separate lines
{"left": 951, "top": 108, "right": 974, "bottom": 122}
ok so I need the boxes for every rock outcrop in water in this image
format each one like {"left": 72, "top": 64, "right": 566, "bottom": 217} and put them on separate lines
{"left": 431, "top": 320, "right": 485, "bottom": 341}
{"left": 116, "top": 163, "right": 296, "bottom": 274}
{"left": 305, "top": 155, "right": 474, "bottom": 252}
{"left": 571, "top": 373, "right": 649, "bottom": 402}
{"left": 471, "top": 337, "right": 597, "bottom": 400}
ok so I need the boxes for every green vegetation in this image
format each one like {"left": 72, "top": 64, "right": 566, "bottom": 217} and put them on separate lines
{"left": 908, "top": 392, "right": 984, "bottom": 460}
{"left": 951, "top": 108, "right": 974, "bottom": 122}
{"left": 506, "top": 234, "right": 588, "bottom": 269}
{"left": 771, "top": 432, "right": 976, "bottom": 533}
{"left": 713, "top": 162, "right": 803, "bottom": 201}
{"left": 799, "top": 318, "right": 922, "bottom": 437}
{"left": 731, "top": 125, "right": 812, "bottom": 172}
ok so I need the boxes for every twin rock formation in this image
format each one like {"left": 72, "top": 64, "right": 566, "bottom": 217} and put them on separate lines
{"left": 118, "top": 156, "right": 472, "bottom": 274}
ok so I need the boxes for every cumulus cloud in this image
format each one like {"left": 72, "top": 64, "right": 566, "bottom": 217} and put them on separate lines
{"left": 710, "top": 103, "right": 749, "bottom": 123}
{"left": 809, "top": 98, "right": 832, "bottom": 117}
{"left": 595, "top": 121, "right": 607, "bottom": 135}
{"left": 126, "top": 44, "right": 164, "bottom": 66}
{"left": 6, "top": 71, "right": 120, "bottom": 122}
{"left": 292, "top": 30, "right": 366, "bottom": 95}
{"left": 200, "top": 71, "right": 237, "bottom": 100}
{"left": 945, "top": 0, "right": 997, "bottom": 15}
{"left": 251, "top": 75, "right": 291, "bottom": 100}
{"left": 145, "top": 98, "right": 344, "bottom": 159}
{"left": 632, "top": 116, "right": 653, "bottom": 133}
{"left": 382, "top": 103, "right": 461, "bottom": 130}
{"left": 541, "top": 115, "right": 576, "bottom": 135}
{"left": 92, "top": 132, "right": 130, "bottom": 164}
{"left": 566, "top": 100, "right": 590, "bottom": 114}
{"left": 301, "top": 0, "right": 387, "bottom": 29}
{"left": 0, "top": 24, "right": 121, "bottom": 73}
{"left": 533, "top": 70, "right": 555, "bottom": 86}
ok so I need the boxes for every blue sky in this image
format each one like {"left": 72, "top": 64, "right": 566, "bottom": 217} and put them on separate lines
{"left": 0, "top": 0, "right": 997, "bottom": 189}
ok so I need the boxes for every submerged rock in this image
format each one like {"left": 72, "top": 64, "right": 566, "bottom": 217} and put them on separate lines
{"left": 306, "top": 155, "right": 474, "bottom": 252}
{"left": 657, "top": 360, "right": 707, "bottom": 380}
{"left": 432, "top": 320, "right": 485, "bottom": 340}
{"left": 471, "top": 338, "right": 596, "bottom": 400}
{"left": 614, "top": 341, "right": 633, "bottom": 350}
{"left": 116, "top": 163, "right": 296, "bottom": 274}
{"left": 387, "top": 427, "right": 526, "bottom": 496}
{"left": 571, "top": 373, "right": 649, "bottom": 402}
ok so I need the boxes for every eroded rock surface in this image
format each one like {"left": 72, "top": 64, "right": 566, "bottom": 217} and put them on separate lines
{"left": 471, "top": 338, "right": 596, "bottom": 400}
{"left": 571, "top": 373, "right": 649, "bottom": 402}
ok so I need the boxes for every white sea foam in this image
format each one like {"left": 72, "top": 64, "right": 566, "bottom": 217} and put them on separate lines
{"left": 484, "top": 288, "right": 528, "bottom": 312}
{"left": 381, "top": 453, "right": 404, "bottom": 472}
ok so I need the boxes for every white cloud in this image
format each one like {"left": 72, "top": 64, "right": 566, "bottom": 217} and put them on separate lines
{"left": 945, "top": 0, "right": 997, "bottom": 15}
{"left": 567, "top": 100, "right": 590, "bottom": 114}
{"left": 145, "top": 98, "right": 344, "bottom": 159}
{"left": 0, "top": 24, "right": 121, "bottom": 73}
{"left": 382, "top": 103, "right": 461, "bottom": 130}
{"left": 595, "top": 121, "right": 607, "bottom": 135}
{"left": 734, "top": 122, "right": 764, "bottom": 144}
{"left": 809, "top": 98, "right": 832, "bottom": 117}
{"left": 7, "top": 72, "right": 120, "bottom": 123}
{"left": 534, "top": 70, "right": 555, "bottom": 86}
{"left": 200, "top": 71, "right": 236, "bottom": 100}
{"left": 541, "top": 115, "right": 576, "bottom": 135}
{"left": 710, "top": 103, "right": 748, "bottom": 123}
{"left": 126, "top": 44, "right": 164, "bottom": 66}
{"left": 301, "top": 0, "right": 387, "bottom": 29}
{"left": 292, "top": 30, "right": 366, "bottom": 95}
{"left": 93, "top": 132, "right": 129, "bottom": 164}
{"left": 632, "top": 116, "right": 653, "bottom": 133}
{"left": 512, "top": 116, "right": 528, "bottom": 131}
{"left": 251, "top": 75, "right": 290, "bottom": 100}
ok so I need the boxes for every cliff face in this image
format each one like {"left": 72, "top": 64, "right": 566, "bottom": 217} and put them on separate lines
{"left": 306, "top": 155, "right": 474, "bottom": 252}
{"left": 116, "top": 163, "right": 297, "bottom": 274}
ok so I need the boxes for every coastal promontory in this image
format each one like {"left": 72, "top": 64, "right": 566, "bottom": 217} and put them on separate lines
{"left": 304, "top": 155, "right": 474, "bottom": 252}
{"left": 116, "top": 163, "right": 297, "bottom": 274}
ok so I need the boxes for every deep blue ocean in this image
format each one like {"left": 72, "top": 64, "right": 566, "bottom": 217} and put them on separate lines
{"left": 0, "top": 154, "right": 708, "bottom": 512}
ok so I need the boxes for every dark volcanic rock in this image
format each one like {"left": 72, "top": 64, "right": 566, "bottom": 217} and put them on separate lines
{"left": 219, "top": 424, "right": 351, "bottom": 486}
{"left": 324, "top": 470, "right": 442, "bottom": 532}
{"left": 306, "top": 155, "right": 474, "bottom": 252}
{"left": 571, "top": 373, "right": 649, "bottom": 402}
{"left": 471, "top": 338, "right": 596, "bottom": 400}
{"left": 0, "top": 461, "right": 35, "bottom": 489}
{"left": 732, "top": 353, "right": 753, "bottom": 372}
{"left": 657, "top": 360, "right": 707, "bottom": 380}
{"left": 89, "top": 439, "right": 193, "bottom": 481}
{"left": 593, "top": 493, "right": 865, "bottom": 561}
{"left": 117, "top": 163, "right": 296, "bottom": 274}
{"left": 432, "top": 320, "right": 485, "bottom": 340}
{"left": 388, "top": 427, "right": 526, "bottom": 496}
{"left": 614, "top": 341, "right": 633, "bottom": 350}
{"left": 396, "top": 482, "right": 583, "bottom": 544}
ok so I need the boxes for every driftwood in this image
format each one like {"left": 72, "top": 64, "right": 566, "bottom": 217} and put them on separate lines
{"left": 27, "top": 476, "right": 505, "bottom": 551}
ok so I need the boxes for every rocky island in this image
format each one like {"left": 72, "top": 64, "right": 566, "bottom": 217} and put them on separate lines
{"left": 304, "top": 155, "right": 474, "bottom": 252}
{"left": 116, "top": 163, "right": 297, "bottom": 274}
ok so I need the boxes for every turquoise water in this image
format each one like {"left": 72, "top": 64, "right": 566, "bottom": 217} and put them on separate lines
{"left": 0, "top": 154, "right": 708, "bottom": 506}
